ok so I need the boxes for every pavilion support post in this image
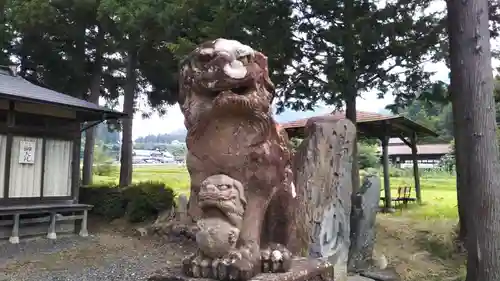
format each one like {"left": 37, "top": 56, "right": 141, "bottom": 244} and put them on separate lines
{"left": 411, "top": 132, "right": 422, "bottom": 204}
{"left": 381, "top": 135, "right": 392, "bottom": 210}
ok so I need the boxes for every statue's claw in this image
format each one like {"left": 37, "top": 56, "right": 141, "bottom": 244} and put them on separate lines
{"left": 260, "top": 243, "right": 292, "bottom": 273}
{"left": 182, "top": 252, "right": 214, "bottom": 278}
{"left": 203, "top": 243, "right": 260, "bottom": 281}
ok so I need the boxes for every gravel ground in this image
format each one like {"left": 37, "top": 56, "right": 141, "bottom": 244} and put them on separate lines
{"left": 0, "top": 219, "right": 196, "bottom": 281}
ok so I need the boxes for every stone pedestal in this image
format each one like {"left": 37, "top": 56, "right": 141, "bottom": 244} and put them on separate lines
{"left": 148, "top": 258, "right": 333, "bottom": 281}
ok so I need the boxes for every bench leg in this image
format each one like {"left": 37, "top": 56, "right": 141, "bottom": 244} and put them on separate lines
{"left": 79, "top": 210, "right": 88, "bottom": 237}
{"left": 9, "top": 214, "right": 20, "bottom": 244}
{"left": 47, "top": 213, "right": 57, "bottom": 240}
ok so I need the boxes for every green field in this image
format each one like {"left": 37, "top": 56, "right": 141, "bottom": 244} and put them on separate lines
{"left": 390, "top": 175, "right": 457, "bottom": 220}
{"left": 94, "top": 164, "right": 191, "bottom": 193}
{"left": 94, "top": 165, "right": 458, "bottom": 220}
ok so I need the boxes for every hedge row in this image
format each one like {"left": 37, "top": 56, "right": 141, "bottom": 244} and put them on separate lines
{"left": 80, "top": 181, "right": 176, "bottom": 223}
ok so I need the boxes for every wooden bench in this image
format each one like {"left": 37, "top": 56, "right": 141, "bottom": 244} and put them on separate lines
{"left": 380, "top": 186, "right": 417, "bottom": 208}
{"left": 392, "top": 186, "right": 417, "bottom": 207}
{"left": 0, "top": 203, "right": 92, "bottom": 244}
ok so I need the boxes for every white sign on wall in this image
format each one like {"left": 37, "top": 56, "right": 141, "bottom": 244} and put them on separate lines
{"left": 19, "top": 140, "right": 36, "bottom": 164}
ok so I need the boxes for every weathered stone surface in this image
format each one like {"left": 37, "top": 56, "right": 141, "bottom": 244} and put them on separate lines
{"left": 347, "top": 275, "right": 375, "bottom": 281}
{"left": 348, "top": 174, "right": 381, "bottom": 272}
{"left": 358, "top": 268, "right": 401, "bottom": 281}
{"left": 195, "top": 174, "right": 246, "bottom": 259}
{"left": 176, "top": 194, "right": 189, "bottom": 222}
{"left": 292, "top": 117, "right": 356, "bottom": 281}
{"left": 175, "top": 38, "right": 296, "bottom": 280}
{"left": 149, "top": 258, "right": 333, "bottom": 281}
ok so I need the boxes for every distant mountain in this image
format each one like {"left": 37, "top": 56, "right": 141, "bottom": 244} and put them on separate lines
{"left": 377, "top": 108, "right": 393, "bottom": 116}
{"left": 169, "top": 127, "right": 187, "bottom": 136}
{"left": 274, "top": 106, "right": 331, "bottom": 123}
{"left": 135, "top": 130, "right": 187, "bottom": 144}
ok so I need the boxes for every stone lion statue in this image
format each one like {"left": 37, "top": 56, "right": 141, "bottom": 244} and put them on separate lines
{"left": 196, "top": 174, "right": 246, "bottom": 259}
{"left": 177, "top": 38, "right": 296, "bottom": 280}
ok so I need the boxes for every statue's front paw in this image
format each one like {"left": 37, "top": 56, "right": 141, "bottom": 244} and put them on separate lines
{"left": 182, "top": 252, "right": 214, "bottom": 278}
{"left": 214, "top": 245, "right": 260, "bottom": 281}
{"left": 260, "top": 243, "right": 292, "bottom": 273}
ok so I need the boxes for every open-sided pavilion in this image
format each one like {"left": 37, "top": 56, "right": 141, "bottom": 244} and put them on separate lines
{"left": 280, "top": 110, "right": 439, "bottom": 210}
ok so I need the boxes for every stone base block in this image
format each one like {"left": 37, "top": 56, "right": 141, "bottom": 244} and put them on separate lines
{"left": 148, "top": 258, "right": 333, "bottom": 281}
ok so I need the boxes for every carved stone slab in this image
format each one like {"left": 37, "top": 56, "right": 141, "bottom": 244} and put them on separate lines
{"left": 348, "top": 174, "right": 381, "bottom": 272}
{"left": 292, "top": 118, "right": 356, "bottom": 281}
{"left": 148, "top": 258, "right": 333, "bottom": 281}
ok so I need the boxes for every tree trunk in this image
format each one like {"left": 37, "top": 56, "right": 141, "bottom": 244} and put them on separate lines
{"left": 119, "top": 40, "right": 138, "bottom": 187}
{"left": 447, "top": 0, "right": 500, "bottom": 280}
{"left": 343, "top": 0, "right": 359, "bottom": 194}
{"left": 450, "top": 86, "right": 468, "bottom": 245}
{"left": 345, "top": 94, "right": 359, "bottom": 193}
{"left": 0, "top": 0, "right": 8, "bottom": 65}
{"left": 82, "top": 23, "right": 104, "bottom": 186}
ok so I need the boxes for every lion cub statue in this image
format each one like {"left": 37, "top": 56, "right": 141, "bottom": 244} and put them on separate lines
{"left": 195, "top": 174, "right": 246, "bottom": 259}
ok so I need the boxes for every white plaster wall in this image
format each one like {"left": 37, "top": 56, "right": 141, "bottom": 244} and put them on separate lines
{"left": 43, "top": 139, "right": 73, "bottom": 197}
{"left": 9, "top": 137, "right": 43, "bottom": 198}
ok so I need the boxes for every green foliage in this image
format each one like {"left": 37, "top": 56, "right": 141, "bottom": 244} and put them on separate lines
{"left": 93, "top": 143, "right": 117, "bottom": 176}
{"left": 278, "top": 0, "right": 442, "bottom": 112}
{"left": 80, "top": 181, "right": 176, "bottom": 223}
{"left": 358, "top": 142, "right": 380, "bottom": 169}
{"left": 80, "top": 184, "right": 127, "bottom": 220}
{"left": 394, "top": 96, "right": 454, "bottom": 144}
{"left": 439, "top": 139, "right": 455, "bottom": 173}
{"left": 122, "top": 181, "right": 176, "bottom": 222}
{"left": 288, "top": 138, "right": 303, "bottom": 152}
{"left": 135, "top": 132, "right": 186, "bottom": 145}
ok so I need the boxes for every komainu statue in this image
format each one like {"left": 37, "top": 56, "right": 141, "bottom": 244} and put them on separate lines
{"left": 177, "top": 38, "right": 296, "bottom": 280}
{"left": 195, "top": 174, "right": 246, "bottom": 259}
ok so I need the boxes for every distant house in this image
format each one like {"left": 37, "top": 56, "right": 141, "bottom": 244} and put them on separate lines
{"left": 132, "top": 149, "right": 174, "bottom": 164}
{"left": 382, "top": 138, "right": 452, "bottom": 168}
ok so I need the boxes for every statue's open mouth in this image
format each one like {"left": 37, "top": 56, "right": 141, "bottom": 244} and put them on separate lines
{"left": 231, "top": 86, "right": 251, "bottom": 95}
{"left": 210, "top": 85, "right": 253, "bottom": 97}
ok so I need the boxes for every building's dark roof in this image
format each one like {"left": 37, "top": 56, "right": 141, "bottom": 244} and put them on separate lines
{"left": 281, "top": 110, "right": 438, "bottom": 139}
{"left": 0, "top": 69, "right": 126, "bottom": 121}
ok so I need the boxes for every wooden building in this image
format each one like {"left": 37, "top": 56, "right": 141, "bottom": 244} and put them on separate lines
{"left": 281, "top": 110, "right": 438, "bottom": 210}
{"left": 0, "top": 66, "right": 125, "bottom": 243}
{"left": 385, "top": 138, "right": 451, "bottom": 168}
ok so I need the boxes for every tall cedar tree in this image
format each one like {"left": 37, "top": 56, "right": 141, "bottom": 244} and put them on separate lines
{"left": 6, "top": 0, "right": 123, "bottom": 185}
{"left": 447, "top": 0, "right": 500, "bottom": 280}
{"left": 284, "top": 0, "right": 442, "bottom": 194}
{"left": 391, "top": 3, "right": 500, "bottom": 244}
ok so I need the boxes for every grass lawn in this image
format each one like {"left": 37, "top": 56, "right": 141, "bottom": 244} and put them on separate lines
{"left": 91, "top": 165, "right": 463, "bottom": 281}
{"left": 94, "top": 165, "right": 459, "bottom": 219}
{"left": 93, "top": 164, "right": 191, "bottom": 194}
{"left": 390, "top": 175, "right": 458, "bottom": 220}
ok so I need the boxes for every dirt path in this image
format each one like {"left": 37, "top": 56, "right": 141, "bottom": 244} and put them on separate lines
{"left": 0, "top": 218, "right": 195, "bottom": 281}
{"left": 0, "top": 215, "right": 464, "bottom": 281}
